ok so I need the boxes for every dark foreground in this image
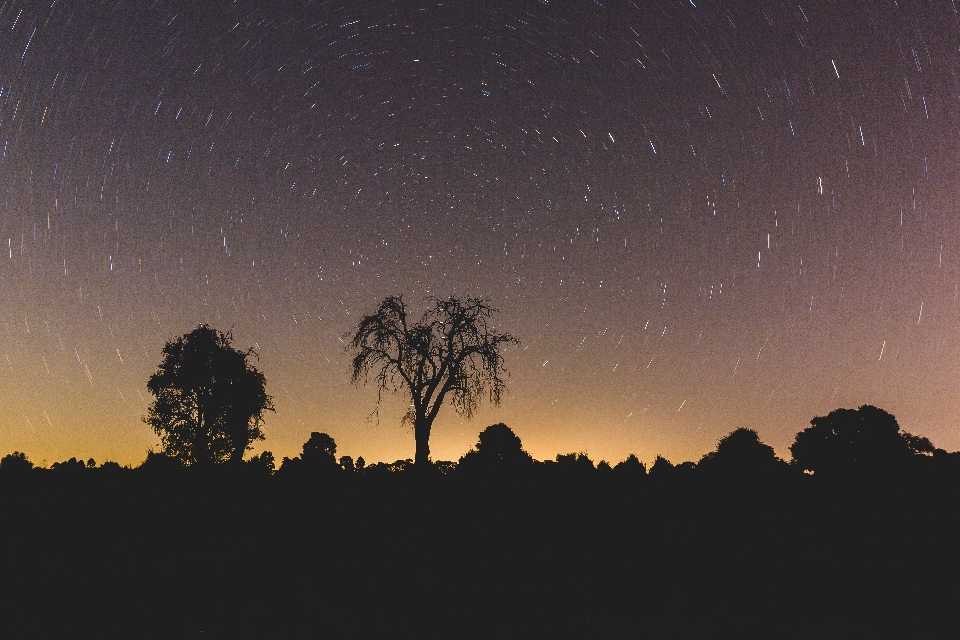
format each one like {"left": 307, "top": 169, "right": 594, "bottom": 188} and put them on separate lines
{"left": 1, "top": 469, "right": 957, "bottom": 639}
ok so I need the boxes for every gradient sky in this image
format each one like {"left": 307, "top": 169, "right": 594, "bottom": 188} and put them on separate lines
{"left": 2, "top": 0, "right": 959, "bottom": 467}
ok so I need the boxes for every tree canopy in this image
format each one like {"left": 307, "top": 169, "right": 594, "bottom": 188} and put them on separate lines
{"left": 789, "top": 405, "right": 931, "bottom": 476}
{"left": 348, "top": 295, "right": 518, "bottom": 467}
{"left": 145, "top": 325, "right": 273, "bottom": 466}
{"left": 458, "top": 423, "right": 533, "bottom": 474}
{"left": 698, "top": 428, "right": 786, "bottom": 478}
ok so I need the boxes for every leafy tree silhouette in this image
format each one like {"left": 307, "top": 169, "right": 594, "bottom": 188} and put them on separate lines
{"left": 279, "top": 432, "right": 340, "bottom": 475}
{"left": 348, "top": 295, "right": 518, "bottom": 467}
{"left": 698, "top": 428, "right": 786, "bottom": 478}
{"left": 246, "top": 451, "right": 276, "bottom": 474}
{"left": 0, "top": 451, "right": 34, "bottom": 472}
{"left": 553, "top": 452, "right": 596, "bottom": 479}
{"left": 138, "top": 449, "right": 184, "bottom": 472}
{"left": 302, "top": 432, "right": 337, "bottom": 464}
{"left": 649, "top": 455, "right": 675, "bottom": 480}
{"left": 50, "top": 457, "right": 88, "bottom": 472}
{"left": 790, "top": 405, "right": 928, "bottom": 476}
{"left": 613, "top": 454, "right": 646, "bottom": 479}
{"left": 458, "top": 423, "right": 533, "bottom": 474}
{"left": 145, "top": 325, "right": 274, "bottom": 466}
{"left": 362, "top": 459, "right": 414, "bottom": 477}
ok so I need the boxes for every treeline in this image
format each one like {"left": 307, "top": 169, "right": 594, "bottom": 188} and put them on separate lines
{"left": 2, "top": 406, "right": 958, "bottom": 638}
{"left": 5, "top": 405, "right": 958, "bottom": 484}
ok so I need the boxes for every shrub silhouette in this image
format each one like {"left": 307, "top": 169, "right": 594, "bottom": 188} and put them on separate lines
{"left": 649, "top": 455, "right": 675, "bottom": 479}
{"left": 138, "top": 449, "right": 184, "bottom": 472}
{"left": 613, "top": 454, "right": 646, "bottom": 479}
{"left": 246, "top": 451, "right": 276, "bottom": 474}
{"left": 698, "top": 428, "right": 786, "bottom": 478}
{"left": 280, "top": 432, "right": 340, "bottom": 476}
{"left": 457, "top": 423, "right": 533, "bottom": 474}
{"left": 50, "top": 457, "right": 88, "bottom": 472}
{"left": 0, "top": 451, "right": 34, "bottom": 472}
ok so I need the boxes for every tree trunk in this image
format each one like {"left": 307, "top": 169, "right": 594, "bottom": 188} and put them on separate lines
{"left": 228, "top": 419, "right": 246, "bottom": 465}
{"left": 228, "top": 444, "right": 244, "bottom": 465}
{"left": 196, "top": 406, "right": 211, "bottom": 466}
{"left": 414, "top": 416, "right": 431, "bottom": 467}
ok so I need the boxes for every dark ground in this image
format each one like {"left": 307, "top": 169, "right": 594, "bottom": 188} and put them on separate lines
{"left": 1, "top": 469, "right": 957, "bottom": 639}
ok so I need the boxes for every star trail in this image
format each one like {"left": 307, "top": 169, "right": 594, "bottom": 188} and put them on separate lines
{"left": 1, "top": 0, "right": 959, "bottom": 467}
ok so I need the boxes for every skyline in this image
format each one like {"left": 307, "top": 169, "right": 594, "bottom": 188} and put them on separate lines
{"left": 2, "top": 0, "right": 960, "bottom": 467}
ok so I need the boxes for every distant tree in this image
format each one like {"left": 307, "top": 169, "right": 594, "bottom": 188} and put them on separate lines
{"left": 145, "top": 325, "right": 274, "bottom": 466}
{"left": 0, "top": 451, "right": 34, "bottom": 472}
{"left": 279, "top": 432, "right": 339, "bottom": 475}
{"left": 138, "top": 449, "right": 185, "bottom": 472}
{"left": 348, "top": 295, "right": 519, "bottom": 467}
{"left": 457, "top": 423, "right": 533, "bottom": 474}
{"left": 790, "top": 405, "right": 924, "bottom": 476}
{"left": 434, "top": 460, "right": 457, "bottom": 475}
{"left": 246, "top": 451, "right": 276, "bottom": 474}
{"left": 613, "top": 454, "right": 647, "bottom": 479}
{"left": 675, "top": 461, "right": 697, "bottom": 478}
{"left": 98, "top": 460, "right": 124, "bottom": 472}
{"left": 649, "top": 455, "right": 675, "bottom": 479}
{"left": 554, "top": 452, "right": 595, "bottom": 476}
{"left": 361, "top": 459, "right": 414, "bottom": 477}
{"left": 302, "top": 432, "right": 337, "bottom": 465}
{"left": 50, "top": 457, "right": 88, "bottom": 472}
{"left": 902, "top": 433, "right": 935, "bottom": 456}
{"left": 698, "top": 428, "right": 786, "bottom": 478}
{"left": 339, "top": 455, "right": 356, "bottom": 473}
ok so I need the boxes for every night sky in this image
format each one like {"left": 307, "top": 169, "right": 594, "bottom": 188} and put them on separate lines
{"left": 2, "top": 0, "right": 959, "bottom": 467}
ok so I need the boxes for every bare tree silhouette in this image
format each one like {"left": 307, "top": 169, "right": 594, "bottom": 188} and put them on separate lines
{"left": 348, "top": 295, "right": 518, "bottom": 467}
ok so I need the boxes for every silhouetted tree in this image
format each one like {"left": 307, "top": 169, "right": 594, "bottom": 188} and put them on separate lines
{"left": 698, "top": 428, "right": 786, "bottom": 478}
{"left": 138, "top": 449, "right": 185, "bottom": 472}
{"left": 145, "top": 325, "right": 274, "bottom": 466}
{"left": 790, "top": 405, "right": 923, "bottom": 476}
{"left": 362, "top": 459, "right": 414, "bottom": 477}
{"left": 649, "top": 455, "right": 675, "bottom": 479}
{"left": 279, "top": 432, "right": 339, "bottom": 475}
{"left": 554, "top": 452, "right": 595, "bottom": 477}
{"left": 50, "top": 457, "right": 88, "bottom": 472}
{"left": 902, "top": 432, "right": 935, "bottom": 456}
{"left": 613, "top": 454, "right": 647, "bottom": 479}
{"left": 302, "top": 432, "right": 337, "bottom": 465}
{"left": 339, "top": 455, "right": 356, "bottom": 473}
{"left": 0, "top": 451, "right": 34, "bottom": 472}
{"left": 348, "top": 295, "right": 518, "bottom": 467}
{"left": 246, "top": 451, "right": 276, "bottom": 474}
{"left": 434, "top": 460, "right": 457, "bottom": 474}
{"left": 457, "top": 423, "right": 533, "bottom": 474}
